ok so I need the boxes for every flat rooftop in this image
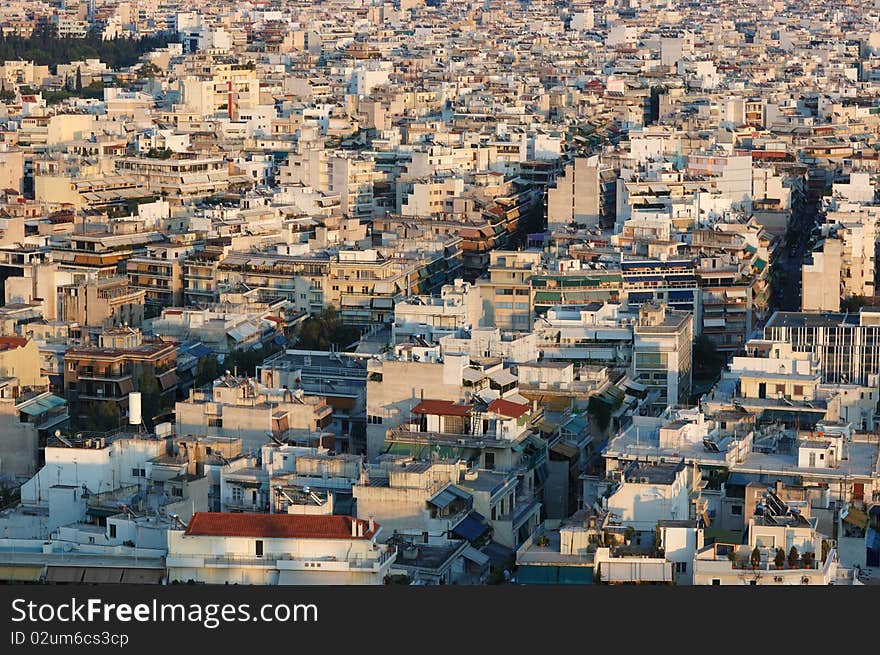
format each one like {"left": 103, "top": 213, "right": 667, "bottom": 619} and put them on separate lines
{"left": 734, "top": 441, "right": 878, "bottom": 479}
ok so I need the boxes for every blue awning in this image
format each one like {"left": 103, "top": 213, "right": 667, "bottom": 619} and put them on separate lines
{"left": 183, "top": 343, "right": 212, "bottom": 358}
{"left": 668, "top": 290, "right": 694, "bottom": 300}
{"left": 452, "top": 513, "right": 489, "bottom": 542}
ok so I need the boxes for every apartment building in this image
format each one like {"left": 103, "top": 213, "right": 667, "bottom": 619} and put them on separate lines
{"left": 764, "top": 309, "right": 880, "bottom": 385}
{"left": 175, "top": 375, "right": 334, "bottom": 455}
{"left": 477, "top": 250, "right": 541, "bottom": 331}
{"left": 58, "top": 275, "right": 146, "bottom": 329}
{"left": 64, "top": 328, "right": 178, "bottom": 424}
{"left": 632, "top": 303, "right": 693, "bottom": 410}
{"left": 547, "top": 157, "right": 603, "bottom": 231}
{"left": 126, "top": 243, "right": 194, "bottom": 309}
{"left": 114, "top": 155, "right": 243, "bottom": 205}
{"left": 166, "top": 513, "right": 396, "bottom": 585}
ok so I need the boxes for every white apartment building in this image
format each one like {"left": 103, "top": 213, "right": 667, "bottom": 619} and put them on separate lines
{"left": 166, "top": 513, "right": 396, "bottom": 585}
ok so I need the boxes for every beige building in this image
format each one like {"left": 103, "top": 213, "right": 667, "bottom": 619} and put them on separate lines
{"left": 0, "top": 336, "right": 50, "bottom": 390}
{"left": 802, "top": 238, "right": 842, "bottom": 312}
{"left": 477, "top": 250, "right": 541, "bottom": 331}
{"left": 365, "top": 354, "right": 473, "bottom": 459}
{"left": 175, "top": 376, "right": 333, "bottom": 456}
{"left": 353, "top": 459, "right": 468, "bottom": 540}
{"left": 58, "top": 276, "right": 146, "bottom": 329}
{"left": 0, "top": 61, "right": 49, "bottom": 89}
{"left": 547, "top": 157, "right": 601, "bottom": 231}
{"left": 0, "top": 147, "right": 24, "bottom": 193}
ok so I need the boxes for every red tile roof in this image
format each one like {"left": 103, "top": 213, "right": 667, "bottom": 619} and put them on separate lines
{"left": 411, "top": 399, "right": 473, "bottom": 417}
{"left": 487, "top": 398, "right": 530, "bottom": 419}
{"left": 0, "top": 336, "right": 27, "bottom": 351}
{"left": 184, "top": 512, "right": 379, "bottom": 540}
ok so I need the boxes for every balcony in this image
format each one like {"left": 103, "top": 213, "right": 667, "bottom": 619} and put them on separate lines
{"left": 171, "top": 548, "right": 396, "bottom": 572}
{"left": 77, "top": 368, "right": 133, "bottom": 383}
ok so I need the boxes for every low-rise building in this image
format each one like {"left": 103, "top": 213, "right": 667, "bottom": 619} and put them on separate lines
{"left": 166, "top": 512, "right": 396, "bottom": 585}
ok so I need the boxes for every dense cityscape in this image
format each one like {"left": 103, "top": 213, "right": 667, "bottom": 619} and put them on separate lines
{"left": 0, "top": 0, "right": 876, "bottom": 587}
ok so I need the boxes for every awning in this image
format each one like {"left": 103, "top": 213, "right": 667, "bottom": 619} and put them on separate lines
{"left": 45, "top": 566, "right": 85, "bottom": 583}
{"left": 227, "top": 322, "right": 259, "bottom": 342}
{"left": 121, "top": 568, "right": 164, "bottom": 584}
{"left": 0, "top": 565, "right": 43, "bottom": 582}
{"left": 19, "top": 394, "right": 66, "bottom": 416}
{"left": 157, "top": 369, "right": 178, "bottom": 391}
{"left": 452, "top": 513, "right": 489, "bottom": 542}
{"left": 82, "top": 568, "right": 124, "bottom": 583}
{"left": 461, "top": 545, "right": 490, "bottom": 567}
{"left": 428, "top": 488, "right": 458, "bottom": 510}
{"left": 551, "top": 441, "right": 579, "bottom": 459}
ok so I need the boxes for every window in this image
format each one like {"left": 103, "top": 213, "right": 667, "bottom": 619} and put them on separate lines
{"left": 232, "top": 487, "right": 243, "bottom": 503}
{"left": 255, "top": 540, "right": 263, "bottom": 558}
{"left": 794, "top": 385, "right": 804, "bottom": 396}
{"left": 208, "top": 418, "right": 223, "bottom": 428}
{"left": 731, "top": 505, "right": 743, "bottom": 516}
{"left": 711, "top": 579, "right": 721, "bottom": 586}
{"left": 131, "top": 468, "right": 146, "bottom": 477}
{"left": 675, "top": 562, "right": 687, "bottom": 573}
{"left": 368, "top": 415, "right": 383, "bottom": 425}
{"left": 109, "top": 524, "right": 116, "bottom": 539}
{"left": 749, "top": 580, "right": 757, "bottom": 586}
{"left": 484, "top": 452, "right": 495, "bottom": 470}
{"left": 171, "top": 487, "right": 183, "bottom": 497}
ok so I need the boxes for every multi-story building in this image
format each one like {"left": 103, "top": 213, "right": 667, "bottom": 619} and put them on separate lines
{"left": 58, "top": 276, "right": 146, "bottom": 329}
{"left": 64, "top": 329, "right": 178, "bottom": 425}
{"left": 632, "top": 303, "right": 693, "bottom": 410}
{"left": 764, "top": 309, "right": 880, "bottom": 385}
{"left": 126, "top": 243, "right": 194, "bottom": 309}
{"left": 477, "top": 250, "right": 541, "bottom": 331}
{"left": 175, "top": 375, "right": 334, "bottom": 455}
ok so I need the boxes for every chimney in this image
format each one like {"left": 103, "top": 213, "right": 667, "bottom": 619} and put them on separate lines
{"left": 351, "top": 518, "right": 358, "bottom": 537}
{"left": 368, "top": 516, "right": 375, "bottom": 534}
{"left": 775, "top": 479, "right": 783, "bottom": 496}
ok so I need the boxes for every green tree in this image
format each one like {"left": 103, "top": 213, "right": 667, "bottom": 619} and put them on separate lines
{"left": 588, "top": 396, "right": 613, "bottom": 432}
{"left": 137, "top": 370, "right": 161, "bottom": 429}
{"left": 195, "top": 355, "right": 220, "bottom": 387}
{"left": 75, "top": 66, "right": 82, "bottom": 91}
{"left": 693, "top": 334, "right": 725, "bottom": 382}
{"left": 296, "top": 306, "right": 360, "bottom": 351}
{"left": 84, "top": 402, "right": 121, "bottom": 432}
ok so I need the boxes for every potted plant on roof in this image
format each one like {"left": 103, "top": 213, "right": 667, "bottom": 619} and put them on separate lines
{"left": 727, "top": 549, "right": 738, "bottom": 568}
{"left": 774, "top": 548, "right": 786, "bottom": 570}
{"left": 750, "top": 546, "right": 761, "bottom": 570}
{"left": 802, "top": 550, "right": 815, "bottom": 569}
{"left": 788, "top": 546, "right": 799, "bottom": 569}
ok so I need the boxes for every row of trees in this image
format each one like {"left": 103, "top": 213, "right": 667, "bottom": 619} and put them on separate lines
{"left": 0, "top": 22, "right": 175, "bottom": 71}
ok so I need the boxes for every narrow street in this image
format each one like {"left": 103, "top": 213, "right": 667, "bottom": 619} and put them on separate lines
{"left": 773, "top": 198, "right": 821, "bottom": 311}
